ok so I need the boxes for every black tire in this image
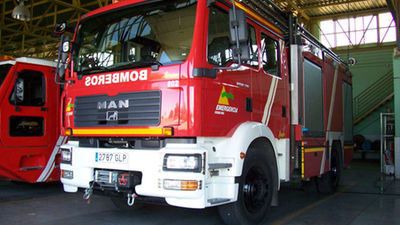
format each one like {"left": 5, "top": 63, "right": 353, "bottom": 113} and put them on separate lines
{"left": 218, "top": 147, "right": 275, "bottom": 225}
{"left": 110, "top": 197, "right": 145, "bottom": 210}
{"left": 317, "top": 142, "right": 343, "bottom": 194}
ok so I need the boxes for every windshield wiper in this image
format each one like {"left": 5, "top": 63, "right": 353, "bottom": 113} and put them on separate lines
{"left": 143, "top": 60, "right": 163, "bottom": 71}
{"left": 109, "top": 60, "right": 164, "bottom": 71}
{"left": 81, "top": 65, "right": 110, "bottom": 75}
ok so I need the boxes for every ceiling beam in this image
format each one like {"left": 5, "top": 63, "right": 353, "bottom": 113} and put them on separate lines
{"left": 0, "top": 25, "right": 57, "bottom": 43}
{"left": 386, "top": 0, "right": 400, "bottom": 49}
{"left": 50, "top": 0, "right": 89, "bottom": 13}
{"left": 299, "top": 0, "right": 378, "bottom": 10}
{"left": 310, "top": 7, "right": 389, "bottom": 20}
{"left": 0, "top": 0, "right": 112, "bottom": 58}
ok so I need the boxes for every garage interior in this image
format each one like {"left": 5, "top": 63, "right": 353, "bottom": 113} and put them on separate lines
{"left": 1, "top": 0, "right": 400, "bottom": 224}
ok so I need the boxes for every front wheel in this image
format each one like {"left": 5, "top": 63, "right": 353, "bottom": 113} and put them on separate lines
{"left": 218, "top": 148, "right": 275, "bottom": 225}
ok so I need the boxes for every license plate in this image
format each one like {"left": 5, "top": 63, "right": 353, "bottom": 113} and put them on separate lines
{"left": 95, "top": 152, "right": 128, "bottom": 164}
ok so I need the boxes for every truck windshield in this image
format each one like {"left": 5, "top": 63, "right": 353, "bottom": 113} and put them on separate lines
{"left": 74, "top": 0, "right": 197, "bottom": 76}
{"left": 0, "top": 64, "right": 12, "bottom": 87}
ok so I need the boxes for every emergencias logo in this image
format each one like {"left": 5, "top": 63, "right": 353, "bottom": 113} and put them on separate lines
{"left": 215, "top": 86, "right": 238, "bottom": 115}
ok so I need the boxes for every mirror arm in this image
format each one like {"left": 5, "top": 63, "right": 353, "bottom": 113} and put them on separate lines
{"left": 214, "top": 0, "right": 243, "bottom": 71}
{"left": 55, "top": 34, "right": 69, "bottom": 85}
{"left": 231, "top": 0, "right": 242, "bottom": 66}
{"left": 55, "top": 34, "right": 64, "bottom": 85}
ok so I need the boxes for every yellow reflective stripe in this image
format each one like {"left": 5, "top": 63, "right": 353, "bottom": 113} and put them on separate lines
{"left": 304, "top": 147, "right": 325, "bottom": 153}
{"left": 235, "top": 2, "right": 283, "bottom": 35}
{"left": 73, "top": 128, "right": 166, "bottom": 136}
{"left": 301, "top": 143, "right": 305, "bottom": 179}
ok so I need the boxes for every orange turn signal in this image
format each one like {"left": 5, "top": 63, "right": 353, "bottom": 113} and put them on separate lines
{"left": 65, "top": 128, "right": 73, "bottom": 136}
{"left": 163, "top": 179, "right": 200, "bottom": 191}
{"left": 162, "top": 127, "right": 173, "bottom": 136}
{"left": 181, "top": 180, "right": 199, "bottom": 191}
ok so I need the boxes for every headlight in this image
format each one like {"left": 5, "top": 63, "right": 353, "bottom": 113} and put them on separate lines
{"left": 61, "top": 148, "right": 72, "bottom": 164}
{"left": 163, "top": 154, "right": 202, "bottom": 172}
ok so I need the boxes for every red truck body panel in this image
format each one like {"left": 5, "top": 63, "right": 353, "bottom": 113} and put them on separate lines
{"left": 0, "top": 58, "right": 63, "bottom": 183}
{"left": 62, "top": 0, "right": 352, "bottom": 181}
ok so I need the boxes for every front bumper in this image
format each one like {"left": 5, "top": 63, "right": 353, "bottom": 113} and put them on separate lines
{"left": 60, "top": 141, "right": 237, "bottom": 209}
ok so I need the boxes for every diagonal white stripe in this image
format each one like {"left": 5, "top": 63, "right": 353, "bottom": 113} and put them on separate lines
{"left": 320, "top": 64, "right": 339, "bottom": 175}
{"left": 43, "top": 163, "right": 56, "bottom": 182}
{"left": 262, "top": 78, "right": 277, "bottom": 124}
{"left": 265, "top": 78, "right": 279, "bottom": 125}
{"left": 36, "top": 136, "right": 67, "bottom": 182}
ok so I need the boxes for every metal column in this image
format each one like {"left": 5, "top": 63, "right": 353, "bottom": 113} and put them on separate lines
{"left": 394, "top": 50, "right": 400, "bottom": 178}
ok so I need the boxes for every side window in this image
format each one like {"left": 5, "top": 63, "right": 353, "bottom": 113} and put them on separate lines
{"left": 10, "top": 70, "right": 45, "bottom": 106}
{"left": 208, "top": 7, "right": 233, "bottom": 66}
{"left": 247, "top": 26, "right": 259, "bottom": 67}
{"left": 207, "top": 7, "right": 258, "bottom": 67}
{"left": 261, "top": 34, "right": 280, "bottom": 76}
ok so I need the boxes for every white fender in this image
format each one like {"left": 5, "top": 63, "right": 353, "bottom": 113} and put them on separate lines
{"left": 206, "top": 121, "right": 279, "bottom": 183}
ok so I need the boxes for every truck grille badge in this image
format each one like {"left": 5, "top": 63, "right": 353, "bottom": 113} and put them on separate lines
{"left": 106, "top": 111, "right": 118, "bottom": 121}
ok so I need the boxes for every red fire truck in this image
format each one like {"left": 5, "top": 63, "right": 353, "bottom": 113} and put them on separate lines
{"left": 58, "top": 0, "right": 353, "bottom": 224}
{"left": 0, "top": 57, "right": 66, "bottom": 183}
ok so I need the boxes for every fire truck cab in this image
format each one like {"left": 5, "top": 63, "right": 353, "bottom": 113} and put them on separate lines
{"left": 0, "top": 57, "right": 65, "bottom": 183}
{"left": 58, "top": 0, "right": 353, "bottom": 224}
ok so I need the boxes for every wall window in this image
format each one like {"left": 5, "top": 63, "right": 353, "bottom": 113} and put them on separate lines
{"left": 10, "top": 70, "right": 45, "bottom": 107}
{"left": 261, "top": 34, "right": 280, "bottom": 76}
{"left": 320, "top": 12, "right": 396, "bottom": 48}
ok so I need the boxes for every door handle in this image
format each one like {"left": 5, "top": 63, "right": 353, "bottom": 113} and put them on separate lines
{"left": 41, "top": 107, "right": 48, "bottom": 111}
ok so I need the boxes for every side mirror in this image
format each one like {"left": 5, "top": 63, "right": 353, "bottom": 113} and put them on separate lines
{"left": 229, "top": 8, "right": 248, "bottom": 44}
{"left": 54, "top": 22, "right": 67, "bottom": 36}
{"left": 229, "top": 7, "right": 250, "bottom": 62}
{"left": 233, "top": 44, "right": 250, "bottom": 61}
{"left": 15, "top": 78, "right": 24, "bottom": 103}
{"left": 56, "top": 35, "right": 71, "bottom": 81}
{"left": 212, "top": 4, "right": 250, "bottom": 70}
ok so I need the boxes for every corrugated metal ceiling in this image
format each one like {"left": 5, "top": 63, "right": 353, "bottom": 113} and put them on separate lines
{"left": 302, "top": 0, "right": 387, "bottom": 17}
{"left": 274, "top": 0, "right": 388, "bottom": 19}
{"left": 0, "top": 0, "right": 391, "bottom": 59}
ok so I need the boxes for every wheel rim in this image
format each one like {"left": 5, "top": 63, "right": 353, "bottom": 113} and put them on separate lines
{"left": 242, "top": 166, "right": 270, "bottom": 214}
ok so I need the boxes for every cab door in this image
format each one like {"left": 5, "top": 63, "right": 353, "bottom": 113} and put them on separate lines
{"left": 1, "top": 63, "right": 58, "bottom": 148}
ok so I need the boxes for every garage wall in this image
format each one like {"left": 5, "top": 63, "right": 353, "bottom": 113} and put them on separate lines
{"left": 337, "top": 45, "right": 395, "bottom": 142}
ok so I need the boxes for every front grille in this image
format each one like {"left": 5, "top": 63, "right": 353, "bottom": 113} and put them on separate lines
{"left": 74, "top": 91, "right": 161, "bottom": 127}
{"left": 94, "top": 169, "right": 142, "bottom": 190}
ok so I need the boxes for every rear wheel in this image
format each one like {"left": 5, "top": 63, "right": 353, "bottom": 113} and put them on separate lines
{"left": 218, "top": 148, "right": 275, "bottom": 225}
{"left": 317, "top": 142, "right": 343, "bottom": 194}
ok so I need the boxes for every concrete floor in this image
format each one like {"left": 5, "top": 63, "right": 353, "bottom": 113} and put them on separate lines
{"left": 0, "top": 161, "right": 399, "bottom": 225}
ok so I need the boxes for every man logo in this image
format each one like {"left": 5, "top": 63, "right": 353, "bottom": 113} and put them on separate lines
{"left": 106, "top": 111, "right": 118, "bottom": 121}
{"left": 98, "top": 100, "right": 129, "bottom": 110}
